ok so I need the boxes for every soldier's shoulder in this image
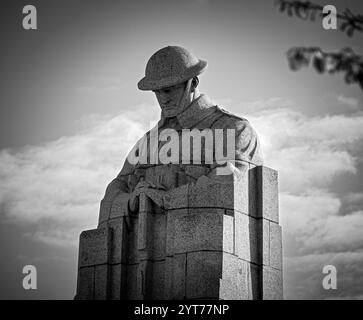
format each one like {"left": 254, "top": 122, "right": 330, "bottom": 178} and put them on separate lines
{"left": 213, "top": 106, "right": 250, "bottom": 128}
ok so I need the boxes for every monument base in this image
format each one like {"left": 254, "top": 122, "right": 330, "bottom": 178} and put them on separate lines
{"left": 75, "top": 165, "right": 283, "bottom": 300}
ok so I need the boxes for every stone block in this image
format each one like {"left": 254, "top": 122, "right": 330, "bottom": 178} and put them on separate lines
{"left": 126, "top": 264, "right": 139, "bottom": 300}
{"left": 219, "top": 254, "right": 250, "bottom": 300}
{"left": 260, "top": 167, "right": 279, "bottom": 223}
{"left": 262, "top": 266, "right": 283, "bottom": 300}
{"left": 188, "top": 170, "right": 249, "bottom": 214}
{"left": 166, "top": 209, "right": 232, "bottom": 255}
{"left": 186, "top": 251, "right": 223, "bottom": 299}
{"left": 76, "top": 266, "right": 94, "bottom": 300}
{"left": 107, "top": 218, "right": 127, "bottom": 264}
{"left": 234, "top": 212, "right": 260, "bottom": 264}
{"left": 234, "top": 212, "right": 249, "bottom": 261}
{"left": 261, "top": 218, "right": 270, "bottom": 266}
{"left": 165, "top": 254, "right": 187, "bottom": 300}
{"left": 248, "top": 164, "right": 258, "bottom": 218}
{"left": 250, "top": 263, "right": 262, "bottom": 300}
{"left": 94, "top": 264, "right": 109, "bottom": 300}
{"left": 269, "top": 222, "right": 282, "bottom": 270}
{"left": 79, "top": 228, "right": 110, "bottom": 267}
{"left": 223, "top": 214, "right": 234, "bottom": 254}
{"left": 151, "top": 260, "right": 165, "bottom": 300}
{"left": 250, "top": 166, "right": 279, "bottom": 223}
{"left": 109, "top": 263, "right": 127, "bottom": 300}
{"left": 163, "top": 184, "right": 188, "bottom": 210}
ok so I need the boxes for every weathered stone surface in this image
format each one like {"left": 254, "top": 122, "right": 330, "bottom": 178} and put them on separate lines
{"left": 77, "top": 166, "right": 283, "bottom": 300}
{"left": 261, "top": 218, "right": 270, "bottom": 266}
{"left": 145, "top": 165, "right": 178, "bottom": 190}
{"left": 269, "top": 221, "right": 282, "bottom": 270}
{"left": 137, "top": 260, "right": 154, "bottom": 299}
{"left": 234, "top": 212, "right": 260, "bottom": 264}
{"left": 163, "top": 184, "right": 188, "bottom": 210}
{"left": 108, "top": 218, "right": 127, "bottom": 264}
{"left": 98, "top": 199, "right": 111, "bottom": 226}
{"left": 126, "top": 264, "right": 139, "bottom": 300}
{"left": 151, "top": 260, "right": 165, "bottom": 300}
{"left": 166, "top": 208, "right": 231, "bottom": 255}
{"left": 165, "top": 254, "right": 187, "bottom": 300}
{"left": 262, "top": 266, "right": 283, "bottom": 300}
{"left": 79, "top": 228, "right": 110, "bottom": 267}
{"left": 126, "top": 220, "right": 140, "bottom": 264}
{"left": 109, "top": 263, "right": 127, "bottom": 300}
{"left": 248, "top": 164, "right": 258, "bottom": 218}
{"left": 186, "top": 251, "right": 222, "bottom": 299}
{"left": 250, "top": 166, "right": 279, "bottom": 223}
{"left": 76, "top": 266, "right": 94, "bottom": 300}
{"left": 151, "top": 213, "right": 166, "bottom": 260}
{"left": 184, "top": 165, "right": 209, "bottom": 181}
{"left": 261, "top": 167, "right": 279, "bottom": 223}
{"left": 234, "top": 212, "right": 249, "bottom": 261}
{"left": 223, "top": 214, "right": 234, "bottom": 253}
{"left": 95, "top": 264, "right": 109, "bottom": 300}
{"left": 109, "top": 193, "right": 129, "bottom": 219}
{"left": 250, "top": 263, "right": 262, "bottom": 300}
{"left": 188, "top": 170, "right": 249, "bottom": 213}
{"left": 219, "top": 254, "right": 250, "bottom": 300}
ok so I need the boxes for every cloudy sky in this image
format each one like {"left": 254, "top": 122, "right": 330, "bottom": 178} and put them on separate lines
{"left": 0, "top": 0, "right": 363, "bottom": 299}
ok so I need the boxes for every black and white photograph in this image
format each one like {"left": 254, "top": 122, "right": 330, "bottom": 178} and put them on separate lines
{"left": 0, "top": 0, "right": 363, "bottom": 305}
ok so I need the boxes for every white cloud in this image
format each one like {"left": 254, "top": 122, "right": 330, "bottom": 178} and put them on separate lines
{"left": 248, "top": 109, "right": 363, "bottom": 192}
{"left": 0, "top": 111, "right": 146, "bottom": 246}
{"left": 242, "top": 105, "right": 363, "bottom": 299}
{"left": 284, "top": 251, "right": 363, "bottom": 299}
{"left": 336, "top": 95, "right": 360, "bottom": 109}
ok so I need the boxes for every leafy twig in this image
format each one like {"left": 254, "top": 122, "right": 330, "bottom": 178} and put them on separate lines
{"left": 275, "top": 0, "right": 363, "bottom": 37}
{"left": 287, "top": 47, "right": 363, "bottom": 89}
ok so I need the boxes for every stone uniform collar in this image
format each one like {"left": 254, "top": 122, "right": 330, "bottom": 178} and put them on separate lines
{"left": 158, "top": 94, "right": 216, "bottom": 129}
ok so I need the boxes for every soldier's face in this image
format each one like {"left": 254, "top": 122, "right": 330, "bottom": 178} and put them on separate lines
{"left": 153, "top": 82, "right": 187, "bottom": 117}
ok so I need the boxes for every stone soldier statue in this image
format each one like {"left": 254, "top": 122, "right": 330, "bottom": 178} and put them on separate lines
{"left": 98, "top": 45, "right": 263, "bottom": 226}
{"left": 76, "top": 45, "right": 283, "bottom": 300}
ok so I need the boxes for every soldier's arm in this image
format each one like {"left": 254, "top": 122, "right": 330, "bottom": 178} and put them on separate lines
{"left": 98, "top": 159, "right": 135, "bottom": 226}
{"left": 163, "top": 119, "right": 263, "bottom": 209}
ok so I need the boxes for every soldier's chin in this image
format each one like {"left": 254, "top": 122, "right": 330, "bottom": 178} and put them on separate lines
{"left": 161, "top": 106, "right": 179, "bottom": 117}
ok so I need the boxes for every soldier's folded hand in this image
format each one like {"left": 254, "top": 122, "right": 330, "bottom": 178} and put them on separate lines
{"left": 129, "top": 180, "right": 166, "bottom": 212}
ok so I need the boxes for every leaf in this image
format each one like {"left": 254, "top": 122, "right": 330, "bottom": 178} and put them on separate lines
{"left": 346, "top": 26, "right": 355, "bottom": 37}
{"left": 287, "top": 48, "right": 311, "bottom": 71}
{"left": 340, "top": 21, "right": 349, "bottom": 32}
{"left": 312, "top": 53, "right": 325, "bottom": 73}
{"left": 325, "top": 55, "right": 338, "bottom": 73}
{"left": 279, "top": 1, "right": 286, "bottom": 12}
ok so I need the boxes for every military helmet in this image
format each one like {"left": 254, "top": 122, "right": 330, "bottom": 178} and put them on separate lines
{"left": 138, "top": 46, "right": 207, "bottom": 91}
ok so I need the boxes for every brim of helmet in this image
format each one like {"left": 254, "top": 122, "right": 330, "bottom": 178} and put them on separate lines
{"left": 137, "top": 59, "right": 207, "bottom": 91}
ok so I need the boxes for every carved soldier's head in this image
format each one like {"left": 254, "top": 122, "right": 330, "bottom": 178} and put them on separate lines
{"left": 138, "top": 46, "right": 207, "bottom": 117}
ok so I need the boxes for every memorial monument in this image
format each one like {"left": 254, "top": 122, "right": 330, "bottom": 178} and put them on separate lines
{"left": 75, "top": 46, "right": 283, "bottom": 300}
